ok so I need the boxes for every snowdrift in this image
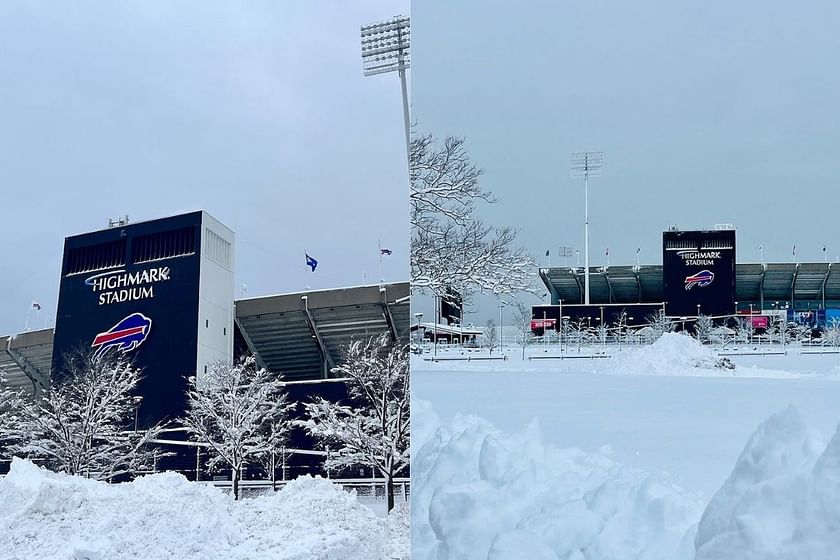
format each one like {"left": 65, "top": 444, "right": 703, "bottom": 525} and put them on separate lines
{"left": 0, "top": 459, "right": 404, "bottom": 560}
{"left": 695, "top": 406, "right": 840, "bottom": 559}
{"left": 411, "top": 400, "right": 703, "bottom": 560}
{"left": 613, "top": 333, "right": 734, "bottom": 376}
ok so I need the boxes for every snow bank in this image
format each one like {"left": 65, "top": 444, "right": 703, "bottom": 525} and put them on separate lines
{"left": 0, "top": 459, "right": 402, "bottom": 560}
{"left": 695, "top": 406, "right": 840, "bottom": 559}
{"left": 411, "top": 399, "right": 703, "bottom": 560}
{"left": 614, "top": 333, "right": 734, "bottom": 376}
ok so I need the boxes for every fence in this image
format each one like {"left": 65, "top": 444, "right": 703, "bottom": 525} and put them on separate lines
{"left": 206, "top": 476, "right": 411, "bottom": 501}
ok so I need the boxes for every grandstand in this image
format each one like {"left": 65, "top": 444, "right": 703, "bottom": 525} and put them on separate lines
{"left": 540, "top": 263, "right": 840, "bottom": 312}
{"left": 1, "top": 282, "right": 409, "bottom": 393}
{"left": 534, "top": 227, "right": 840, "bottom": 332}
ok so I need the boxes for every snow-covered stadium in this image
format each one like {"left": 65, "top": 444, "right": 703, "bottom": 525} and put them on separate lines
{"left": 0, "top": 211, "right": 410, "bottom": 480}
{"left": 531, "top": 226, "right": 840, "bottom": 334}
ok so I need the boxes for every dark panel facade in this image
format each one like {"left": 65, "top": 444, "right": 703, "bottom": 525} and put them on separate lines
{"left": 52, "top": 212, "right": 204, "bottom": 429}
{"left": 663, "top": 229, "right": 736, "bottom": 317}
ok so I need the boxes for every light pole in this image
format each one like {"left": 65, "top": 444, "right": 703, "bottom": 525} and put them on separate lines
{"left": 434, "top": 294, "right": 439, "bottom": 358}
{"left": 361, "top": 16, "right": 411, "bottom": 167}
{"left": 133, "top": 396, "right": 143, "bottom": 432}
{"left": 571, "top": 151, "right": 603, "bottom": 305}
{"left": 558, "top": 299, "right": 563, "bottom": 352}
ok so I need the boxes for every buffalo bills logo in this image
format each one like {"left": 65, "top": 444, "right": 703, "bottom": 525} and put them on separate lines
{"left": 685, "top": 270, "right": 714, "bottom": 290}
{"left": 91, "top": 313, "right": 152, "bottom": 355}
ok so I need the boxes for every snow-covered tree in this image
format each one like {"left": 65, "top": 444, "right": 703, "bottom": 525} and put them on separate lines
{"left": 695, "top": 315, "right": 714, "bottom": 345}
{"left": 0, "top": 373, "right": 23, "bottom": 450}
{"left": 596, "top": 323, "right": 609, "bottom": 349}
{"left": 182, "top": 356, "right": 291, "bottom": 500}
{"left": 513, "top": 301, "right": 534, "bottom": 360}
{"left": 411, "top": 133, "right": 535, "bottom": 297}
{"left": 0, "top": 350, "right": 163, "bottom": 480}
{"left": 484, "top": 319, "right": 499, "bottom": 354}
{"left": 298, "top": 333, "right": 409, "bottom": 512}
{"left": 647, "top": 310, "right": 673, "bottom": 341}
{"left": 568, "top": 318, "right": 590, "bottom": 352}
{"left": 823, "top": 319, "right": 840, "bottom": 348}
{"left": 737, "top": 317, "right": 754, "bottom": 345}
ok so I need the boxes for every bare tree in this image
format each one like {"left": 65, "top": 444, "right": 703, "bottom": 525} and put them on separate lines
{"left": 824, "top": 319, "right": 840, "bottom": 348}
{"left": 695, "top": 315, "right": 714, "bottom": 345}
{"left": 0, "top": 372, "right": 23, "bottom": 451}
{"left": 738, "top": 317, "right": 755, "bottom": 345}
{"left": 647, "top": 310, "right": 673, "bottom": 342}
{"left": 568, "top": 318, "right": 590, "bottom": 352}
{"left": 596, "top": 323, "right": 609, "bottom": 350}
{"left": 182, "top": 356, "right": 291, "bottom": 500}
{"left": 513, "top": 301, "right": 534, "bottom": 360}
{"left": 411, "top": 134, "right": 535, "bottom": 297}
{"left": 299, "top": 333, "right": 409, "bottom": 512}
{"left": 484, "top": 319, "right": 499, "bottom": 355}
{"left": 0, "top": 350, "right": 164, "bottom": 480}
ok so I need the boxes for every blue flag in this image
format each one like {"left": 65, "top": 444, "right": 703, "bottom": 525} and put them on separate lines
{"left": 305, "top": 253, "right": 318, "bottom": 272}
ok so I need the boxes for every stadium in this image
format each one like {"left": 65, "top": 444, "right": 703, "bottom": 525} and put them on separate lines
{"left": 530, "top": 225, "right": 840, "bottom": 335}
{"left": 0, "top": 210, "right": 410, "bottom": 481}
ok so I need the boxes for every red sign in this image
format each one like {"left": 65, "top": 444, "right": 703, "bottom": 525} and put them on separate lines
{"left": 531, "top": 319, "right": 556, "bottom": 329}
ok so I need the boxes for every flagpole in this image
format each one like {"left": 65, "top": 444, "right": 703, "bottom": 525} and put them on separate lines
{"left": 25, "top": 296, "right": 31, "bottom": 332}
{"left": 378, "top": 239, "right": 383, "bottom": 284}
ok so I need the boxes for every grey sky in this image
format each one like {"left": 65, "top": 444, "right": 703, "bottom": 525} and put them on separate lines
{"left": 412, "top": 0, "right": 840, "bottom": 324}
{"left": 0, "top": 1, "right": 409, "bottom": 336}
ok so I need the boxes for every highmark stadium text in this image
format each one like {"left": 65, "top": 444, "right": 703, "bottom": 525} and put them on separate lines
{"left": 86, "top": 267, "right": 171, "bottom": 305}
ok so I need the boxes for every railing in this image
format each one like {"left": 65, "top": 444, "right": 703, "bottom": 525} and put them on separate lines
{"left": 206, "top": 476, "right": 411, "bottom": 501}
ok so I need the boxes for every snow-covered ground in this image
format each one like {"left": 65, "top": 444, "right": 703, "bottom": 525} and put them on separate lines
{"left": 0, "top": 459, "right": 408, "bottom": 560}
{"left": 412, "top": 334, "right": 840, "bottom": 559}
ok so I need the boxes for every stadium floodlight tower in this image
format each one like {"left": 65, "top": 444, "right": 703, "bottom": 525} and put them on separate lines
{"left": 361, "top": 15, "right": 411, "bottom": 164}
{"left": 570, "top": 151, "right": 603, "bottom": 305}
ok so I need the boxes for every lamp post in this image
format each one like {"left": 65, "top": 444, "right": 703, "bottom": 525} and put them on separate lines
{"left": 571, "top": 151, "right": 603, "bottom": 305}
{"left": 133, "top": 396, "right": 143, "bottom": 432}
{"left": 361, "top": 16, "right": 411, "bottom": 167}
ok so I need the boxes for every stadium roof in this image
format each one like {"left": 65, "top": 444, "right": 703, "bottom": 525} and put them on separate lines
{"left": 234, "top": 282, "right": 409, "bottom": 380}
{"left": 0, "top": 329, "right": 52, "bottom": 394}
{"left": 0, "top": 282, "right": 410, "bottom": 392}
{"left": 540, "top": 263, "right": 840, "bottom": 309}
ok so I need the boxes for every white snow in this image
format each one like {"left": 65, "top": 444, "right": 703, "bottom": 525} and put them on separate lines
{"left": 613, "top": 332, "right": 732, "bottom": 375}
{"left": 413, "top": 335, "right": 840, "bottom": 558}
{"left": 0, "top": 458, "right": 406, "bottom": 560}
{"left": 695, "top": 406, "right": 840, "bottom": 559}
{"left": 411, "top": 400, "right": 703, "bottom": 560}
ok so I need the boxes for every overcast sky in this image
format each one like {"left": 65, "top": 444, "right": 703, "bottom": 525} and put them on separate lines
{"left": 0, "top": 1, "right": 409, "bottom": 336}
{"left": 412, "top": 0, "right": 840, "bottom": 325}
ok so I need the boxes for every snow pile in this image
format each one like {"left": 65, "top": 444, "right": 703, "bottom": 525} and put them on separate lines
{"left": 615, "top": 333, "right": 733, "bottom": 375}
{"left": 695, "top": 406, "right": 840, "bottom": 559}
{"left": 411, "top": 400, "right": 703, "bottom": 560}
{"left": 0, "top": 459, "right": 399, "bottom": 560}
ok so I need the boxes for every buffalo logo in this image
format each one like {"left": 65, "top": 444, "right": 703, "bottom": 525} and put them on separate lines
{"left": 91, "top": 313, "right": 152, "bottom": 355}
{"left": 685, "top": 270, "right": 714, "bottom": 290}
